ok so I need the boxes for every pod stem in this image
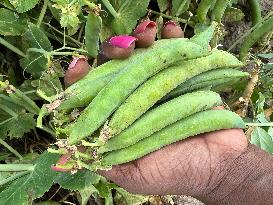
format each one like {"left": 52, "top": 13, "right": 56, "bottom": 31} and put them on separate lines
{"left": 0, "top": 164, "right": 35, "bottom": 172}
{"left": 0, "top": 139, "right": 23, "bottom": 160}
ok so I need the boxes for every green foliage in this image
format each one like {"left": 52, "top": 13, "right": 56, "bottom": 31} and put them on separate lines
{"left": 20, "top": 23, "right": 52, "bottom": 78}
{"left": 9, "top": 0, "right": 40, "bottom": 13}
{"left": 157, "top": 0, "right": 169, "bottom": 12}
{"left": 251, "top": 127, "right": 273, "bottom": 154}
{"left": 0, "top": 8, "right": 28, "bottom": 36}
{"left": 172, "top": 0, "right": 190, "bottom": 16}
{"left": 0, "top": 152, "right": 59, "bottom": 205}
{"left": 110, "top": 0, "right": 150, "bottom": 34}
{"left": 85, "top": 13, "right": 102, "bottom": 58}
{"left": 0, "top": 112, "right": 35, "bottom": 140}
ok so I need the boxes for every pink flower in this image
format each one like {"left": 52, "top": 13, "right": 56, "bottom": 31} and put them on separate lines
{"left": 133, "top": 20, "right": 157, "bottom": 48}
{"left": 64, "top": 56, "right": 90, "bottom": 87}
{"left": 100, "top": 35, "right": 137, "bottom": 59}
{"left": 161, "top": 21, "right": 184, "bottom": 39}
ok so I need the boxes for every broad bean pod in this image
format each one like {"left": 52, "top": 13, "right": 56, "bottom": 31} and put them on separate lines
{"left": 196, "top": 0, "right": 216, "bottom": 22}
{"left": 98, "top": 91, "right": 222, "bottom": 153}
{"left": 162, "top": 68, "right": 249, "bottom": 101}
{"left": 211, "top": 0, "right": 231, "bottom": 23}
{"left": 107, "top": 50, "right": 244, "bottom": 136}
{"left": 98, "top": 110, "right": 245, "bottom": 168}
{"left": 239, "top": 16, "right": 273, "bottom": 61}
{"left": 57, "top": 50, "right": 144, "bottom": 111}
{"left": 57, "top": 23, "right": 216, "bottom": 112}
{"left": 67, "top": 38, "right": 209, "bottom": 145}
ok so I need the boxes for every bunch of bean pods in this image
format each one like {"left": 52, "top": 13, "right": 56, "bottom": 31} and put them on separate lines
{"left": 48, "top": 23, "right": 248, "bottom": 172}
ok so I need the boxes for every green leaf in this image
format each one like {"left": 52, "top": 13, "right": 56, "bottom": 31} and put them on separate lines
{"left": 223, "top": 7, "right": 244, "bottom": 23}
{"left": 34, "top": 201, "right": 61, "bottom": 205}
{"left": 20, "top": 24, "right": 52, "bottom": 78}
{"left": 31, "top": 73, "right": 63, "bottom": 97}
{"left": 250, "top": 127, "right": 273, "bottom": 154}
{"left": 85, "top": 13, "right": 102, "bottom": 58}
{"left": 0, "top": 8, "right": 28, "bottom": 36}
{"left": 0, "top": 152, "right": 60, "bottom": 205}
{"left": 257, "top": 53, "right": 273, "bottom": 59}
{"left": 111, "top": 0, "right": 150, "bottom": 34}
{"left": 9, "top": 0, "right": 40, "bottom": 13}
{"left": 0, "top": 113, "right": 35, "bottom": 139}
{"left": 55, "top": 170, "right": 101, "bottom": 191}
{"left": 172, "top": 0, "right": 190, "bottom": 16}
{"left": 115, "top": 187, "right": 148, "bottom": 205}
{"left": 157, "top": 0, "right": 169, "bottom": 12}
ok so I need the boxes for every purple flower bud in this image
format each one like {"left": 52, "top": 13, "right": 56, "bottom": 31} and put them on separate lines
{"left": 101, "top": 35, "right": 137, "bottom": 59}
{"left": 161, "top": 21, "right": 184, "bottom": 39}
{"left": 51, "top": 154, "right": 72, "bottom": 172}
{"left": 133, "top": 20, "right": 157, "bottom": 48}
{"left": 64, "top": 56, "right": 90, "bottom": 87}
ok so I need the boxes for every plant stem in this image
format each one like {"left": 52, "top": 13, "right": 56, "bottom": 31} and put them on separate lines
{"left": 44, "top": 23, "right": 83, "bottom": 46}
{"left": 0, "top": 171, "right": 30, "bottom": 186}
{"left": 0, "top": 37, "right": 27, "bottom": 58}
{"left": 100, "top": 0, "right": 118, "bottom": 18}
{"left": 0, "top": 164, "right": 35, "bottom": 172}
{"left": 0, "top": 139, "right": 23, "bottom": 160}
{"left": 37, "top": 0, "right": 49, "bottom": 27}
{"left": 245, "top": 122, "right": 273, "bottom": 127}
{"left": 148, "top": 9, "right": 194, "bottom": 27}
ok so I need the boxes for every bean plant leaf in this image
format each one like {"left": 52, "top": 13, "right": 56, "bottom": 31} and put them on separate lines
{"left": 20, "top": 24, "right": 52, "bottom": 78}
{"left": 110, "top": 0, "right": 150, "bottom": 34}
{"left": 0, "top": 113, "right": 35, "bottom": 140}
{"left": 0, "top": 8, "right": 28, "bottom": 36}
{"left": 0, "top": 152, "right": 60, "bottom": 205}
{"left": 55, "top": 170, "right": 101, "bottom": 191}
{"left": 157, "top": 0, "right": 169, "bottom": 12}
{"left": 9, "top": 0, "right": 40, "bottom": 13}
{"left": 172, "top": 0, "right": 190, "bottom": 16}
{"left": 250, "top": 127, "right": 273, "bottom": 154}
{"left": 85, "top": 12, "right": 102, "bottom": 58}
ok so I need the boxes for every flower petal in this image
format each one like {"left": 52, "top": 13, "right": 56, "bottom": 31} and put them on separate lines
{"left": 109, "top": 35, "right": 137, "bottom": 48}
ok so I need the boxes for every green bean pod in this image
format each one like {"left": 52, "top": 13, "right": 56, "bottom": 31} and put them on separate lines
{"left": 57, "top": 50, "right": 144, "bottom": 111}
{"left": 107, "top": 50, "right": 243, "bottom": 137}
{"left": 98, "top": 91, "right": 223, "bottom": 153}
{"left": 239, "top": 16, "right": 273, "bottom": 61}
{"left": 57, "top": 23, "right": 216, "bottom": 112}
{"left": 248, "top": 0, "right": 262, "bottom": 26}
{"left": 67, "top": 38, "right": 209, "bottom": 145}
{"left": 98, "top": 110, "right": 245, "bottom": 168}
{"left": 196, "top": 0, "right": 215, "bottom": 22}
{"left": 211, "top": 0, "right": 231, "bottom": 23}
{"left": 162, "top": 68, "right": 249, "bottom": 101}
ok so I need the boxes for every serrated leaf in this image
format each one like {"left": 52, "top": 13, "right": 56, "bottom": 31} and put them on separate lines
{"left": 110, "top": 0, "right": 150, "bottom": 34}
{"left": 0, "top": 152, "right": 60, "bottom": 205}
{"left": 0, "top": 8, "right": 28, "bottom": 36}
{"left": 157, "top": 0, "right": 169, "bottom": 12}
{"left": 250, "top": 127, "right": 273, "bottom": 154}
{"left": 31, "top": 73, "right": 63, "bottom": 97}
{"left": 0, "top": 113, "right": 35, "bottom": 139}
{"left": 85, "top": 13, "right": 102, "bottom": 58}
{"left": 20, "top": 24, "right": 52, "bottom": 78}
{"left": 55, "top": 170, "right": 100, "bottom": 191}
{"left": 172, "top": 0, "right": 190, "bottom": 16}
{"left": 9, "top": 0, "right": 40, "bottom": 13}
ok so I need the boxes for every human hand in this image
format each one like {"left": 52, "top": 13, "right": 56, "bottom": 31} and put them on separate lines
{"left": 99, "top": 128, "right": 248, "bottom": 198}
